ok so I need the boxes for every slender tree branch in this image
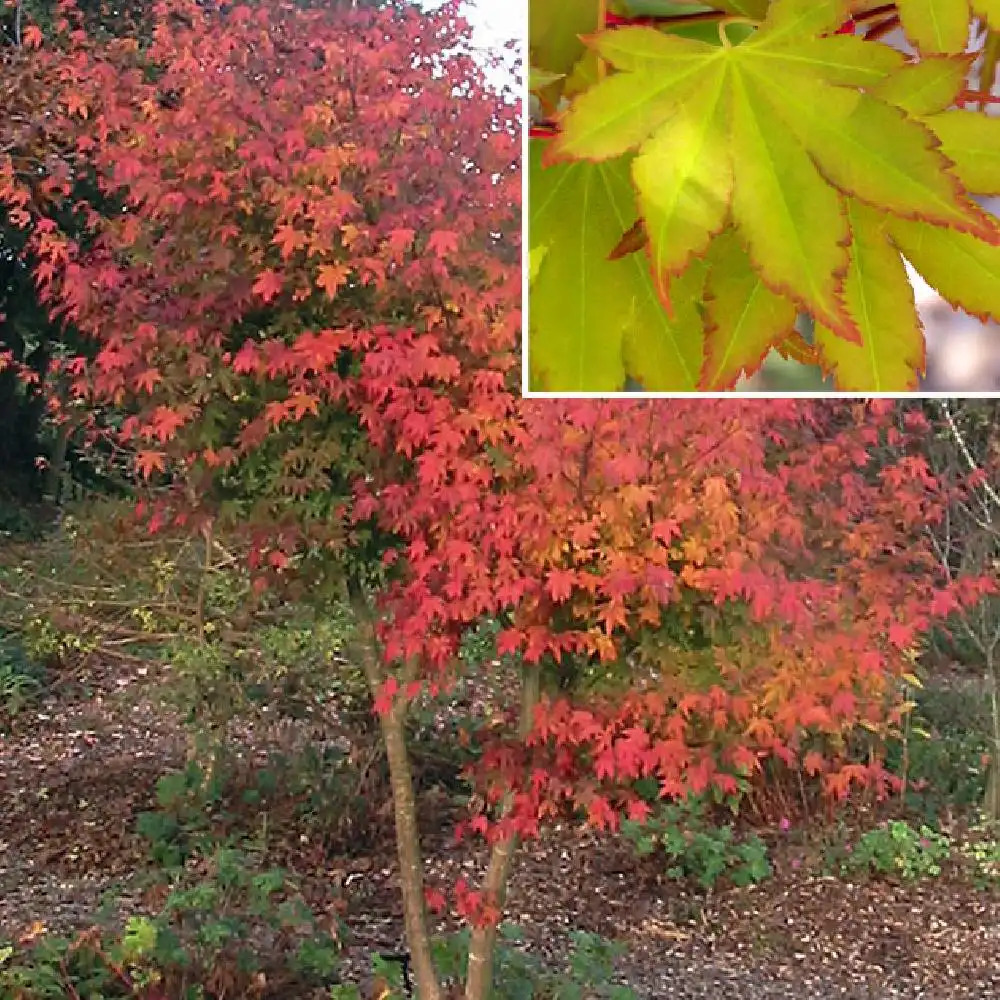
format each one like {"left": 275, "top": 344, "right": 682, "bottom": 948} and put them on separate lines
{"left": 941, "top": 402, "right": 1000, "bottom": 516}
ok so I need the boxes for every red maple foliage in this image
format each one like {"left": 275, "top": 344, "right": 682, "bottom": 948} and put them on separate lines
{"left": 367, "top": 397, "right": 988, "bottom": 841}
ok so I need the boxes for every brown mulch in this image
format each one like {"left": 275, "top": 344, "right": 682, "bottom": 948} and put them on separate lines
{"left": 2, "top": 659, "right": 1000, "bottom": 999}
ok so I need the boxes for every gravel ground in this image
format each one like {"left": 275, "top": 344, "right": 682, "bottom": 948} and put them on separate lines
{"left": 3, "top": 658, "right": 1000, "bottom": 999}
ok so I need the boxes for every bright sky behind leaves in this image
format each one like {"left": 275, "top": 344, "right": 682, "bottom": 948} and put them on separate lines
{"left": 422, "top": 0, "right": 522, "bottom": 90}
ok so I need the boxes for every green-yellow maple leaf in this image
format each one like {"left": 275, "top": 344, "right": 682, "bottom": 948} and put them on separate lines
{"left": 546, "top": 0, "right": 998, "bottom": 348}
{"left": 548, "top": 30, "right": 721, "bottom": 163}
{"left": 631, "top": 59, "right": 732, "bottom": 291}
{"left": 741, "top": 61, "right": 995, "bottom": 241}
{"left": 896, "top": 0, "right": 972, "bottom": 55}
{"left": 727, "top": 67, "right": 854, "bottom": 336}
{"left": 745, "top": 33, "right": 904, "bottom": 86}
{"left": 529, "top": 145, "right": 627, "bottom": 391}
{"left": 754, "top": 0, "right": 851, "bottom": 44}
{"left": 530, "top": 0, "right": 597, "bottom": 77}
{"left": 529, "top": 145, "right": 701, "bottom": 391}
{"left": 528, "top": 245, "right": 548, "bottom": 283}
{"left": 869, "top": 55, "right": 972, "bottom": 115}
{"left": 623, "top": 259, "right": 707, "bottom": 391}
{"left": 889, "top": 216, "right": 1000, "bottom": 326}
{"left": 700, "top": 228, "right": 798, "bottom": 389}
{"left": 925, "top": 110, "right": 1000, "bottom": 195}
{"left": 529, "top": 0, "right": 1000, "bottom": 391}
{"left": 814, "top": 201, "right": 925, "bottom": 391}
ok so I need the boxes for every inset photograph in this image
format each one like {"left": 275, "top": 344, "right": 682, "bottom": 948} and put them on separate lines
{"left": 527, "top": 0, "right": 1000, "bottom": 393}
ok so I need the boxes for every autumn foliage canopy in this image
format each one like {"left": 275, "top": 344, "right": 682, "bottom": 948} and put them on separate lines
{"left": 1, "top": 0, "right": 992, "bottom": 885}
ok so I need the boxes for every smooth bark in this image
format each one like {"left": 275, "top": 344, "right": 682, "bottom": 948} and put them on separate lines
{"left": 464, "top": 665, "right": 540, "bottom": 1000}
{"left": 348, "top": 588, "right": 443, "bottom": 1000}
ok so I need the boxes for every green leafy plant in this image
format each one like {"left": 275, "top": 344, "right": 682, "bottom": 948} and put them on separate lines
{"left": 839, "top": 820, "right": 951, "bottom": 882}
{"left": 20, "top": 612, "right": 99, "bottom": 669}
{"left": 139, "top": 842, "right": 344, "bottom": 995}
{"left": 958, "top": 820, "right": 1000, "bottom": 890}
{"left": 135, "top": 761, "right": 221, "bottom": 868}
{"left": 887, "top": 685, "right": 991, "bottom": 821}
{"left": 620, "top": 793, "right": 771, "bottom": 891}
{"left": 0, "top": 880, "right": 342, "bottom": 1000}
{"left": 0, "top": 927, "right": 142, "bottom": 1000}
{"left": 430, "top": 926, "right": 637, "bottom": 1000}
{"left": 0, "top": 631, "right": 45, "bottom": 719}
{"left": 157, "top": 602, "right": 364, "bottom": 755}
{"left": 3, "top": 921, "right": 240, "bottom": 1000}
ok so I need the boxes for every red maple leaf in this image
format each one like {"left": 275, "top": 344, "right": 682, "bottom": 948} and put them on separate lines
{"left": 252, "top": 269, "right": 283, "bottom": 303}
{"left": 423, "top": 887, "right": 447, "bottom": 914}
{"left": 585, "top": 794, "right": 618, "bottom": 832}
{"left": 545, "top": 567, "right": 576, "bottom": 602}
{"left": 625, "top": 798, "right": 651, "bottom": 824}
{"left": 373, "top": 676, "right": 399, "bottom": 717}
{"left": 22, "top": 25, "right": 44, "bottom": 49}
{"left": 274, "top": 224, "right": 305, "bottom": 259}
{"left": 135, "top": 368, "right": 161, "bottom": 393}
{"left": 426, "top": 229, "right": 459, "bottom": 258}
{"left": 149, "top": 405, "right": 186, "bottom": 443}
{"left": 802, "top": 751, "right": 826, "bottom": 776}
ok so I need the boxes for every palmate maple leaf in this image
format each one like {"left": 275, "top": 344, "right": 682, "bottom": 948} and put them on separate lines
{"left": 316, "top": 262, "right": 350, "bottom": 298}
{"left": 135, "top": 450, "right": 167, "bottom": 478}
{"left": 896, "top": 0, "right": 999, "bottom": 55}
{"left": 530, "top": 0, "right": 1000, "bottom": 391}
{"left": 252, "top": 268, "right": 283, "bottom": 303}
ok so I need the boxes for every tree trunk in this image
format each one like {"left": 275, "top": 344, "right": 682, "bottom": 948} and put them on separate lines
{"left": 348, "top": 589, "right": 443, "bottom": 1000}
{"left": 985, "top": 651, "right": 1000, "bottom": 821}
{"left": 44, "top": 421, "right": 70, "bottom": 504}
{"left": 464, "top": 666, "right": 540, "bottom": 1000}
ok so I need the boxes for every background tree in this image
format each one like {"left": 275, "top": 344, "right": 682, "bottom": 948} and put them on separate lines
{"left": 915, "top": 400, "right": 1000, "bottom": 818}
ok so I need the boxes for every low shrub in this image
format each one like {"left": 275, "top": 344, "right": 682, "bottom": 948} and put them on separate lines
{"left": 835, "top": 820, "right": 951, "bottom": 882}
{"left": 1, "top": 843, "right": 345, "bottom": 1000}
{"left": 0, "top": 630, "right": 46, "bottom": 722}
{"left": 958, "top": 820, "right": 1000, "bottom": 890}
{"left": 426, "top": 926, "right": 638, "bottom": 1000}
{"left": 620, "top": 793, "right": 771, "bottom": 891}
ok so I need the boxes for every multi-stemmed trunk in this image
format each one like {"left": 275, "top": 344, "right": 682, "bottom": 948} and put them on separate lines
{"left": 348, "top": 585, "right": 539, "bottom": 1000}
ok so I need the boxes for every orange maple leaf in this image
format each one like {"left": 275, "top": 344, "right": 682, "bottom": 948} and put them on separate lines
{"left": 135, "top": 368, "right": 161, "bottom": 393}
{"left": 149, "top": 406, "right": 186, "bottom": 443}
{"left": 273, "top": 224, "right": 304, "bottom": 259}
{"left": 286, "top": 392, "right": 320, "bottom": 420}
{"left": 426, "top": 229, "right": 459, "bottom": 258}
{"left": 316, "top": 262, "right": 349, "bottom": 298}
{"left": 65, "top": 91, "right": 89, "bottom": 119}
{"left": 135, "top": 451, "right": 166, "bottom": 478}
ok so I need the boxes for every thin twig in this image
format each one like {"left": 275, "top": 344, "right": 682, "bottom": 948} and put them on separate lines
{"left": 941, "top": 402, "right": 1000, "bottom": 515}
